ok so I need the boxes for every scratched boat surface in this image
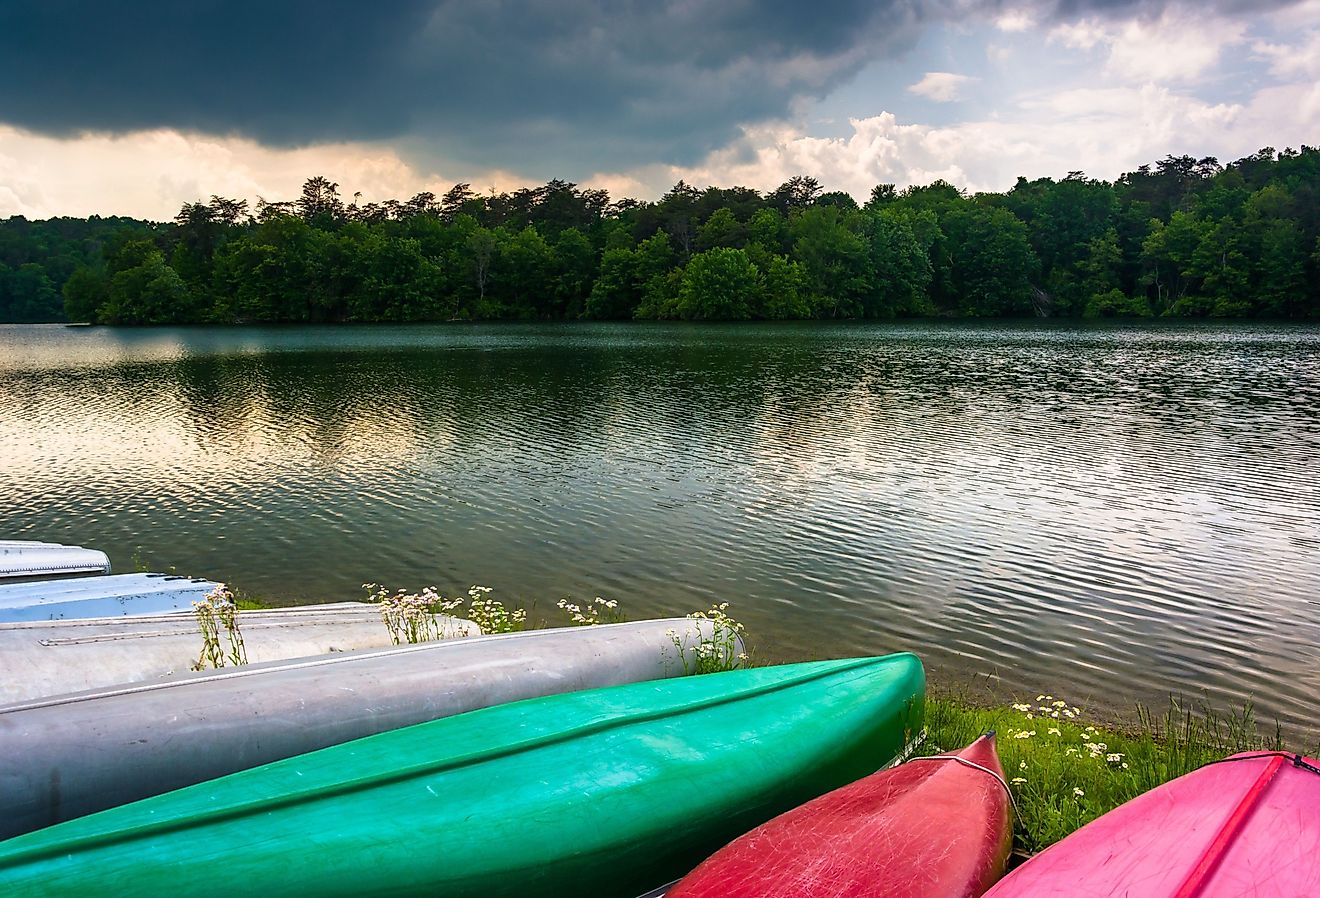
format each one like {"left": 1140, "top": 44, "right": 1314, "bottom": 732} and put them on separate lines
{"left": 0, "top": 572, "right": 217, "bottom": 622}
{"left": 983, "top": 751, "right": 1320, "bottom": 897}
{"left": 0, "top": 617, "right": 735, "bottom": 840}
{"left": 0, "top": 602, "right": 480, "bottom": 704}
{"left": 669, "top": 734, "right": 1012, "bottom": 898}
{"left": 0, "top": 655, "right": 925, "bottom": 898}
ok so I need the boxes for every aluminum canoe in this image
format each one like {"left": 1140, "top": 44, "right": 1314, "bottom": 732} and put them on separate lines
{"left": 0, "top": 654, "right": 926, "bottom": 898}
{"left": 0, "top": 602, "right": 478, "bottom": 704}
{"left": 0, "top": 617, "right": 737, "bottom": 839}
{"left": 0, "top": 541, "right": 110, "bottom": 581}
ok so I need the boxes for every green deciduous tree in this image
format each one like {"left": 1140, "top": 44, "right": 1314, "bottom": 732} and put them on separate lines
{"left": 757, "top": 255, "right": 810, "bottom": 319}
{"left": 674, "top": 248, "right": 761, "bottom": 320}
{"left": 790, "top": 206, "right": 869, "bottom": 317}
{"left": 863, "top": 211, "right": 932, "bottom": 316}
{"left": 942, "top": 206, "right": 1038, "bottom": 316}
{"left": 62, "top": 265, "right": 110, "bottom": 322}
{"left": 0, "top": 262, "right": 61, "bottom": 322}
{"left": 101, "top": 249, "right": 196, "bottom": 324}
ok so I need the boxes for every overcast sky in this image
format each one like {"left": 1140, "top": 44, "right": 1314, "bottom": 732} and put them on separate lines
{"left": 1, "top": 0, "right": 1317, "bottom": 219}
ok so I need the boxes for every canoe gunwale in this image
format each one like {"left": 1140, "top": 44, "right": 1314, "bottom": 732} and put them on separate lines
{"left": 903, "top": 752, "right": 1019, "bottom": 816}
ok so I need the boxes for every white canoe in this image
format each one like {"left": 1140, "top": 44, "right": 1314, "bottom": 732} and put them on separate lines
{"left": 0, "top": 573, "right": 218, "bottom": 622}
{"left": 0, "top": 617, "right": 734, "bottom": 839}
{"left": 0, "top": 541, "right": 110, "bottom": 580}
{"left": 0, "top": 602, "right": 479, "bottom": 705}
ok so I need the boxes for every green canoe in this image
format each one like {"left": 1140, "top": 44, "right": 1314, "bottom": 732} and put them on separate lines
{"left": 0, "top": 654, "right": 924, "bottom": 898}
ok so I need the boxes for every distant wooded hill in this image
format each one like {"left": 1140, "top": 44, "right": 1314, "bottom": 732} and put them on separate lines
{"left": 3, "top": 147, "right": 1317, "bottom": 324}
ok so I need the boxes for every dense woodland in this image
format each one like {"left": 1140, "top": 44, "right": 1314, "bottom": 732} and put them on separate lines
{"left": 2, "top": 147, "right": 1317, "bottom": 324}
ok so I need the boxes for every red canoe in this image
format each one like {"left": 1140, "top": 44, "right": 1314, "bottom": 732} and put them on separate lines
{"left": 667, "top": 734, "right": 1014, "bottom": 898}
{"left": 982, "top": 751, "right": 1320, "bottom": 897}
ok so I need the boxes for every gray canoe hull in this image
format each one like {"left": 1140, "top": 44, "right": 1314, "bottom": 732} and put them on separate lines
{"left": 0, "top": 542, "right": 111, "bottom": 580}
{"left": 0, "top": 573, "right": 218, "bottom": 622}
{"left": 0, "top": 602, "right": 478, "bottom": 705}
{"left": 0, "top": 618, "right": 732, "bottom": 839}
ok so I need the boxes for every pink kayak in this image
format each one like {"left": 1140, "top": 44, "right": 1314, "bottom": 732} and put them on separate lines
{"left": 984, "top": 751, "right": 1320, "bottom": 897}
{"left": 667, "top": 734, "right": 1013, "bottom": 898}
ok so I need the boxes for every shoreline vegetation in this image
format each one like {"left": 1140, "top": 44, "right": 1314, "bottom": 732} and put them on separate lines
{"left": 206, "top": 584, "right": 1315, "bottom": 857}
{"left": 1, "top": 148, "right": 1317, "bottom": 326}
{"left": 922, "top": 694, "right": 1312, "bottom": 855}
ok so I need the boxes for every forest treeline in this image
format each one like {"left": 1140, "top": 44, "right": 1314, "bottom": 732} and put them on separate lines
{"left": 2, "top": 147, "right": 1317, "bottom": 324}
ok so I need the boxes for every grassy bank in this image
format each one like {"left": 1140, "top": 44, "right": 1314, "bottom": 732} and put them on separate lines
{"left": 920, "top": 694, "right": 1311, "bottom": 854}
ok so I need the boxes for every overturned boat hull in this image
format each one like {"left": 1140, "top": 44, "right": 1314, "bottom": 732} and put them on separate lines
{"left": 0, "top": 573, "right": 217, "bottom": 622}
{"left": 0, "top": 541, "right": 110, "bottom": 581}
{"left": 669, "top": 734, "right": 1013, "bottom": 898}
{"left": 983, "top": 750, "right": 1320, "bottom": 897}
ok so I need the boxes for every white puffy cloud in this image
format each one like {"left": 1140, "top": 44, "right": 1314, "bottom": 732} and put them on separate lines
{"left": 1050, "top": 9, "right": 1249, "bottom": 83}
{"left": 994, "top": 9, "right": 1035, "bottom": 32}
{"left": 0, "top": 127, "right": 534, "bottom": 220}
{"left": 1252, "top": 31, "right": 1320, "bottom": 79}
{"left": 907, "top": 72, "right": 977, "bottom": 101}
{"left": 625, "top": 75, "right": 1317, "bottom": 200}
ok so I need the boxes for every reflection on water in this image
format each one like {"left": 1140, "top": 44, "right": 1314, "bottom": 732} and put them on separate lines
{"left": 2, "top": 321, "right": 1318, "bottom": 736}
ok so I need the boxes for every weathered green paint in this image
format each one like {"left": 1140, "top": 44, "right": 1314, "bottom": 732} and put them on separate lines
{"left": 0, "top": 654, "right": 924, "bottom": 897}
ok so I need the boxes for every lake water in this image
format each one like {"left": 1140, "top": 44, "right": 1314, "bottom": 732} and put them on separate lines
{"left": 2, "top": 321, "right": 1317, "bottom": 736}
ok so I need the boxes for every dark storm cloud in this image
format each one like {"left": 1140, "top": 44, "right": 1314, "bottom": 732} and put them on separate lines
{"left": 0, "top": 0, "right": 1301, "bottom": 173}
{"left": 0, "top": 0, "right": 917, "bottom": 169}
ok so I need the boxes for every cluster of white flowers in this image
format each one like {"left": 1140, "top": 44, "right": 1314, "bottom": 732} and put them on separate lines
{"left": 1106, "top": 752, "right": 1129, "bottom": 769}
{"left": 365, "top": 582, "right": 466, "bottom": 644}
{"left": 556, "top": 596, "right": 621, "bottom": 626}
{"left": 670, "top": 602, "right": 749, "bottom": 674}
{"left": 197, "top": 583, "right": 236, "bottom": 614}
{"left": 1001, "top": 693, "right": 1136, "bottom": 809}
{"left": 1030, "top": 696, "right": 1081, "bottom": 720}
{"left": 191, "top": 583, "right": 246, "bottom": 669}
{"left": 465, "top": 585, "right": 527, "bottom": 634}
